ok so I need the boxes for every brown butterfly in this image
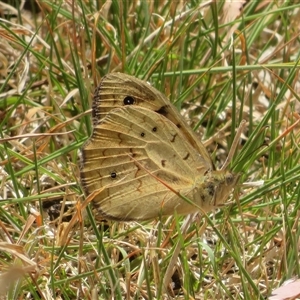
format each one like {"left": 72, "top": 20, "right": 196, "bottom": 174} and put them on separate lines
{"left": 80, "top": 73, "right": 238, "bottom": 221}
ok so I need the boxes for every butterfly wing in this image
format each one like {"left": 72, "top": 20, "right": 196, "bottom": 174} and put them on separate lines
{"left": 80, "top": 106, "right": 213, "bottom": 221}
{"left": 92, "top": 73, "right": 213, "bottom": 168}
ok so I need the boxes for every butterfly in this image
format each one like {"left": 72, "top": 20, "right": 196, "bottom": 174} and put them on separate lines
{"left": 80, "top": 73, "right": 238, "bottom": 221}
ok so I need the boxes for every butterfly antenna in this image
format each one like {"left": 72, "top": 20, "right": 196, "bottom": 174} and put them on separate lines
{"left": 221, "top": 120, "right": 246, "bottom": 171}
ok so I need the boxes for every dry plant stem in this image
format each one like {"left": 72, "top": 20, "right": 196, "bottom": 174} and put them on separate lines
{"left": 162, "top": 213, "right": 197, "bottom": 293}
{"left": 221, "top": 120, "right": 247, "bottom": 170}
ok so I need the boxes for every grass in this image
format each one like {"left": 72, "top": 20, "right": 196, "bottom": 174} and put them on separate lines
{"left": 0, "top": 0, "right": 299, "bottom": 299}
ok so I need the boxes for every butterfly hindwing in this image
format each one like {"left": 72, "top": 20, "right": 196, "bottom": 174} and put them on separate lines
{"left": 81, "top": 106, "right": 211, "bottom": 220}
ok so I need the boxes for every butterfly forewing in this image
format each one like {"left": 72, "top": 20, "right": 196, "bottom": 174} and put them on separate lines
{"left": 93, "top": 73, "right": 213, "bottom": 166}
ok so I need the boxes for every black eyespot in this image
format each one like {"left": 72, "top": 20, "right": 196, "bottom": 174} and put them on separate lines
{"left": 152, "top": 127, "right": 157, "bottom": 132}
{"left": 124, "top": 96, "right": 135, "bottom": 105}
{"left": 111, "top": 172, "right": 117, "bottom": 178}
{"left": 141, "top": 132, "right": 145, "bottom": 137}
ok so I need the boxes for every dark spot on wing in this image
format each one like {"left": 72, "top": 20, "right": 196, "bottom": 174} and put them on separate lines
{"left": 183, "top": 153, "right": 190, "bottom": 160}
{"left": 170, "top": 133, "right": 177, "bottom": 142}
{"left": 155, "top": 106, "right": 168, "bottom": 116}
{"left": 161, "top": 160, "right": 166, "bottom": 167}
{"left": 130, "top": 150, "right": 138, "bottom": 158}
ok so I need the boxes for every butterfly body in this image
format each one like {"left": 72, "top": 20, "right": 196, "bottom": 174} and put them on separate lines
{"left": 80, "top": 73, "right": 238, "bottom": 221}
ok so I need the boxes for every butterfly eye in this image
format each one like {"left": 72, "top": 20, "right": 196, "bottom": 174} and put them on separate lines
{"left": 225, "top": 173, "right": 235, "bottom": 185}
{"left": 123, "top": 96, "right": 135, "bottom": 105}
{"left": 207, "top": 183, "right": 215, "bottom": 197}
{"left": 110, "top": 172, "right": 117, "bottom": 178}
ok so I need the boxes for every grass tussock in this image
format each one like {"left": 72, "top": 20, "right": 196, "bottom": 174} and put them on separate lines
{"left": 0, "top": 1, "right": 299, "bottom": 299}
